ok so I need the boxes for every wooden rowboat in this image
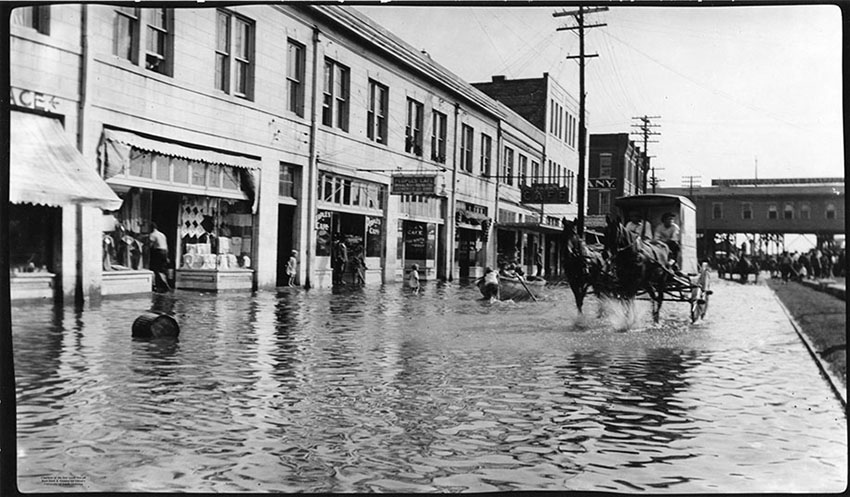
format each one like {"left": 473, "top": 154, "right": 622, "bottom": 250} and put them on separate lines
{"left": 479, "top": 275, "right": 546, "bottom": 301}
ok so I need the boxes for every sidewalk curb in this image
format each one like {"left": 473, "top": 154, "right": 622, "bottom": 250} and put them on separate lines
{"left": 800, "top": 279, "right": 846, "bottom": 301}
{"left": 771, "top": 291, "right": 847, "bottom": 409}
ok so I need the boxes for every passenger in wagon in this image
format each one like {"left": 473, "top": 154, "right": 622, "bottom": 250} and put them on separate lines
{"left": 624, "top": 210, "right": 651, "bottom": 240}
{"left": 653, "top": 212, "right": 681, "bottom": 268}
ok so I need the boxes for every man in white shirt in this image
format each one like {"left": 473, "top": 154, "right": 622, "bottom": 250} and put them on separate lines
{"left": 149, "top": 222, "right": 171, "bottom": 292}
{"left": 624, "top": 211, "right": 651, "bottom": 240}
{"left": 653, "top": 212, "right": 681, "bottom": 267}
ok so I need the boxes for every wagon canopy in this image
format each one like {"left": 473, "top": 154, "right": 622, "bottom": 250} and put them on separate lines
{"left": 613, "top": 194, "right": 699, "bottom": 274}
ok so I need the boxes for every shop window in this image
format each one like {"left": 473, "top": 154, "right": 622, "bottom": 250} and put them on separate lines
{"left": 367, "top": 80, "right": 389, "bottom": 144}
{"left": 322, "top": 58, "right": 349, "bottom": 131}
{"left": 784, "top": 203, "right": 794, "bottom": 220}
{"left": 712, "top": 202, "right": 723, "bottom": 220}
{"left": 460, "top": 124, "right": 474, "bottom": 173}
{"left": 826, "top": 203, "right": 836, "bottom": 219}
{"left": 10, "top": 204, "right": 57, "bottom": 273}
{"left": 405, "top": 98, "right": 423, "bottom": 156}
{"left": 503, "top": 147, "right": 514, "bottom": 186}
{"left": 287, "top": 39, "right": 306, "bottom": 117}
{"left": 279, "top": 163, "right": 296, "bottom": 197}
{"left": 366, "top": 216, "right": 383, "bottom": 258}
{"left": 113, "top": 7, "right": 173, "bottom": 76}
{"left": 129, "top": 150, "right": 153, "bottom": 178}
{"left": 742, "top": 202, "right": 752, "bottom": 220}
{"left": 768, "top": 204, "right": 778, "bottom": 219}
{"left": 215, "top": 9, "right": 254, "bottom": 99}
{"left": 480, "top": 133, "right": 492, "bottom": 177}
{"left": 12, "top": 5, "right": 50, "bottom": 35}
{"left": 431, "top": 111, "right": 447, "bottom": 163}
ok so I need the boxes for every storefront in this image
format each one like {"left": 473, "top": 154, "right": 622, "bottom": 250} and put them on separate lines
{"left": 9, "top": 110, "right": 122, "bottom": 301}
{"left": 99, "top": 128, "right": 259, "bottom": 293}
{"left": 315, "top": 171, "right": 386, "bottom": 287}
{"left": 496, "top": 209, "right": 562, "bottom": 278}
{"left": 455, "top": 201, "right": 491, "bottom": 279}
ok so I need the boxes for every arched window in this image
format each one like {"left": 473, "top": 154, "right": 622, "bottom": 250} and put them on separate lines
{"left": 800, "top": 203, "right": 811, "bottom": 219}
{"left": 768, "top": 205, "right": 778, "bottom": 219}
{"left": 783, "top": 203, "right": 794, "bottom": 220}
{"left": 826, "top": 203, "right": 836, "bottom": 220}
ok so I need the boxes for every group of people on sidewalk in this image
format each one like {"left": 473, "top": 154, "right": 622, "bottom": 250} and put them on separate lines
{"left": 777, "top": 248, "right": 845, "bottom": 283}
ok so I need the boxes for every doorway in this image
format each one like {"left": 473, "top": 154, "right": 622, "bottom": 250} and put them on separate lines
{"left": 150, "top": 191, "right": 180, "bottom": 284}
{"left": 276, "top": 204, "right": 295, "bottom": 286}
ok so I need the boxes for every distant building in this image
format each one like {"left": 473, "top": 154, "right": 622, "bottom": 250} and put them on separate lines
{"left": 585, "top": 133, "right": 647, "bottom": 229}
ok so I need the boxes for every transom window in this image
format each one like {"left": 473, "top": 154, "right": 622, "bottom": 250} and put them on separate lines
{"left": 319, "top": 172, "right": 385, "bottom": 211}
{"left": 215, "top": 10, "right": 254, "bottom": 99}
{"left": 367, "top": 80, "right": 389, "bottom": 144}
{"left": 279, "top": 163, "right": 297, "bottom": 198}
{"left": 125, "top": 150, "right": 243, "bottom": 194}
{"left": 322, "top": 59, "right": 350, "bottom": 131}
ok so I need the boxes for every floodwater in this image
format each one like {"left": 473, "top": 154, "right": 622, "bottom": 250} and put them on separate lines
{"left": 12, "top": 276, "right": 847, "bottom": 493}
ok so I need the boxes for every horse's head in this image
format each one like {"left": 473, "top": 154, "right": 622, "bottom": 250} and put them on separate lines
{"left": 603, "top": 214, "right": 632, "bottom": 253}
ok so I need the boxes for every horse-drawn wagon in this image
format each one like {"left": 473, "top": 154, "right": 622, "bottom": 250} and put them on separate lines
{"left": 562, "top": 194, "right": 712, "bottom": 323}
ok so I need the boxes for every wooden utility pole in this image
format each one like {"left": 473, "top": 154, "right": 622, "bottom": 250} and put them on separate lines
{"left": 682, "top": 175, "right": 701, "bottom": 197}
{"left": 649, "top": 166, "right": 664, "bottom": 193}
{"left": 554, "top": 6, "right": 606, "bottom": 237}
{"left": 631, "top": 116, "right": 660, "bottom": 193}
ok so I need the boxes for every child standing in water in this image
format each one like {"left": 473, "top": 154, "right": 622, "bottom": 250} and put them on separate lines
{"left": 407, "top": 264, "right": 420, "bottom": 294}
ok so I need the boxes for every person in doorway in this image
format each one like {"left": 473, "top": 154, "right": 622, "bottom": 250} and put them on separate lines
{"left": 407, "top": 263, "right": 421, "bottom": 293}
{"left": 149, "top": 222, "right": 171, "bottom": 292}
{"left": 479, "top": 266, "right": 500, "bottom": 301}
{"left": 285, "top": 250, "right": 298, "bottom": 287}
{"left": 653, "top": 212, "right": 681, "bottom": 267}
{"left": 332, "top": 235, "right": 348, "bottom": 286}
{"left": 352, "top": 249, "right": 367, "bottom": 286}
{"left": 534, "top": 248, "right": 544, "bottom": 277}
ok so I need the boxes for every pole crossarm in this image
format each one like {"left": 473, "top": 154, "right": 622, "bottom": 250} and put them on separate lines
{"left": 557, "top": 23, "right": 607, "bottom": 30}
{"left": 553, "top": 7, "right": 609, "bottom": 17}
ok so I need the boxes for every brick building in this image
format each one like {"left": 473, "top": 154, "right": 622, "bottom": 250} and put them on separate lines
{"left": 585, "top": 133, "right": 647, "bottom": 230}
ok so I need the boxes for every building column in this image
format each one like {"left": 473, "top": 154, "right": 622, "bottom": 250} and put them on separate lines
{"left": 254, "top": 156, "right": 280, "bottom": 290}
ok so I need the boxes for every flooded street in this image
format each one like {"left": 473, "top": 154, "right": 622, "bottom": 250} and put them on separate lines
{"left": 13, "top": 277, "right": 846, "bottom": 493}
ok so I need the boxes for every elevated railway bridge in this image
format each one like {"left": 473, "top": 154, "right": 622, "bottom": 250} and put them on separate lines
{"left": 658, "top": 178, "right": 844, "bottom": 259}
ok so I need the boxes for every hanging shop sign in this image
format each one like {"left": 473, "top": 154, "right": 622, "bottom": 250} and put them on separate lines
{"left": 391, "top": 174, "right": 439, "bottom": 196}
{"left": 588, "top": 178, "right": 617, "bottom": 189}
{"left": 521, "top": 184, "right": 570, "bottom": 204}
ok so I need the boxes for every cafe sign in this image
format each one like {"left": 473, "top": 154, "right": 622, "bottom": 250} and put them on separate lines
{"left": 521, "top": 183, "right": 570, "bottom": 204}
{"left": 391, "top": 174, "right": 440, "bottom": 196}
{"left": 10, "top": 87, "right": 61, "bottom": 113}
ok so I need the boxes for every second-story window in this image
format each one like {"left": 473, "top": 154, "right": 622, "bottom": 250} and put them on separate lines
{"left": 12, "top": 5, "right": 50, "bottom": 35}
{"left": 531, "top": 160, "right": 540, "bottom": 183}
{"left": 405, "top": 99, "right": 423, "bottom": 156}
{"left": 712, "top": 202, "right": 723, "bottom": 220}
{"left": 503, "top": 147, "right": 514, "bottom": 186}
{"left": 215, "top": 10, "right": 254, "bottom": 99}
{"left": 431, "top": 111, "right": 447, "bottom": 163}
{"left": 768, "top": 204, "right": 778, "bottom": 219}
{"left": 367, "top": 80, "right": 389, "bottom": 144}
{"left": 800, "top": 203, "right": 811, "bottom": 219}
{"left": 518, "top": 154, "right": 528, "bottom": 186}
{"left": 784, "top": 203, "right": 794, "bottom": 220}
{"left": 287, "top": 40, "right": 306, "bottom": 117}
{"left": 322, "top": 58, "right": 350, "bottom": 131}
{"left": 826, "top": 203, "right": 836, "bottom": 219}
{"left": 742, "top": 202, "right": 753, "bottom": 220}
{"left": 460, "top": 124, "right": 474, "bottom": 173}
{"left": 599, "top": 153, "right": 612, "bottom": 178}
{"left": 480, "top": 133, "right": 492, "bottom": 177}
{"left": 114, "top": 7, "right": 173, "bottom": 76}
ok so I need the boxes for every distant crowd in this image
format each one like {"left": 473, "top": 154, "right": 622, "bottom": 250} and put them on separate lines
{"left": 774, "top": 247, "right": 845, "bottom": 282}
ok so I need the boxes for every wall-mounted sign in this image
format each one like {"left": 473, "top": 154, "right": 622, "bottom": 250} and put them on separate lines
{"left": 10, "top": 87, "right": 61, "bottom": 113}
{"left": 391, "top": 174, "right": 439, "bottom": 195}
{"left": 521, "top": 184, "right": 570, "bottom": 204}
{"left": 588, "top": 178, "right": 617, "bottom": 189}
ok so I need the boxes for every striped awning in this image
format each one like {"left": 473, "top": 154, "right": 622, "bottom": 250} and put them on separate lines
{"left": 10, "top": 111, "right": 122, "bottom": 211}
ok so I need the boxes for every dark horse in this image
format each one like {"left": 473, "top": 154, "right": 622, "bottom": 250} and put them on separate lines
{"left": 603, "top": 215, "right": 671, "bottom": 322}
{"left": 561, "top": 218, "right": 606, "bottom": 313}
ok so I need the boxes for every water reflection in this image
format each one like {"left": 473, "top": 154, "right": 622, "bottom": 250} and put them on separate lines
{"left": 12, "top": 279, "right": 847, "bottom": 493}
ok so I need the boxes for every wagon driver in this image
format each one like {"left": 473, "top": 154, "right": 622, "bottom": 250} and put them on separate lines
{"left": 653, "top": 212, "right": 681, "bottom": 268}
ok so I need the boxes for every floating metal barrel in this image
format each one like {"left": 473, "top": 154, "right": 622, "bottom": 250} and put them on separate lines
{"left": 132, "top": 311, "right": 180, "bottom": 338}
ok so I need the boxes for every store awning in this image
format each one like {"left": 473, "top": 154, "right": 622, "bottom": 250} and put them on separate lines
{"left": 10, "top": 111, "right": 123, "bottom": 211}
{"left": 102, "top": 128, "right": 257, "bottom": 171}
{"left": 456, "top": 209, "right": 491, "bottom": 226}
{"left": 497, "top": 222, "right": 563, "bottom": 234}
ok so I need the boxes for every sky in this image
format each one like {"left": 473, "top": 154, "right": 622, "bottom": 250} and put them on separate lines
{"left": 356, "top": 4, "right": 844, "bottom": 190}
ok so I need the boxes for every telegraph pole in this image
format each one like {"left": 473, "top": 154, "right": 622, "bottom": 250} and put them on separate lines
{"left": 554, "top": 6, "right": 606, "bottom": 237}
{"left": 631, "top": 115, "right": 660, "bottom": 193}
{"left": 649, "top": 166, "right": 664, "bottom": 193}
{"left": 682, "top": 175, "right": 701, "bottom": 198}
